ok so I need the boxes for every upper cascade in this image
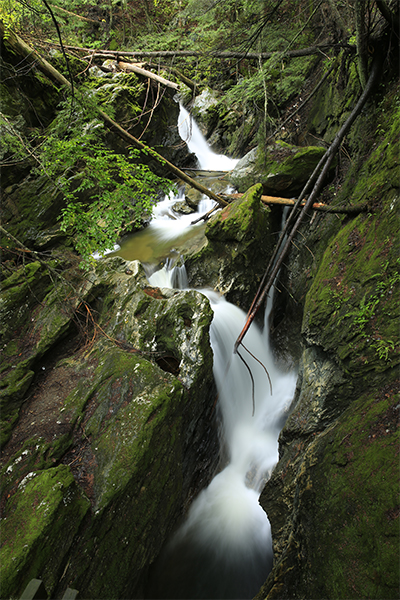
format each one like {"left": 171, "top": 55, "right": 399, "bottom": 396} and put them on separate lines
{"left": 178, "top": 104, "right": 239, "bottom": 171}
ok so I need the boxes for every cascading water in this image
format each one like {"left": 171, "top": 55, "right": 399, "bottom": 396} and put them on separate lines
{"left": 113, "top": 105, "right": 297, "bottom": 598}
{"left": 144, "top": 110, "right": 297, "bottom": 599}
{"left": 178, "top": 104, "right": 239, "bottom": 171}
{"left": 147, "top": 271, "right": 296, "bottom": 600}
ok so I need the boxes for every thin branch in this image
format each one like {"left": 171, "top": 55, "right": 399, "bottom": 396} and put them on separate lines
{"left": 236, "top": 349, "right": 256, "bottom": 417}
{"left": 242, "top": 343, "right": 273, "bottom": 395}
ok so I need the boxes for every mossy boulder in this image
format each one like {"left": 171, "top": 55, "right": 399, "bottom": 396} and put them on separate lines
{"left": 0, "top": 465, "right": 90, "bottom": 599}
{"left": 1, "top": 257, "right": 219, "bottom": 599}
{"left": 184, "top": 184, "right": 275, "bottom": 310}
{"left": 258, "top": 377, "right": 399, "bottom": 600}
{"left": 229, "top": 141, "right": 331, "bottom": 196}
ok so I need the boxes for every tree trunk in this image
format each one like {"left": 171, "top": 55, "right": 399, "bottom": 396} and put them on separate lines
{"left": 0, "top": 23, "right": 228, "bottom": 209}
{"left": 355, "top": 0, "right": 368, "bottom": 89}
{"left": 117, "top": 61, "right": 179, "bottom": 90}
{"left": 233, "top": 53, "right": 381, "bottom": 353}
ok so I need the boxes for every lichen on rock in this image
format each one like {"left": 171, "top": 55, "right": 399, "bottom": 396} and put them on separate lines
{"left": 0, "top": 465, "right": 90, "bottom": 599}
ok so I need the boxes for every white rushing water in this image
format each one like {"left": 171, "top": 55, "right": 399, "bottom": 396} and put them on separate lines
{"left": 146, "top": 110, "right": 297, "bottom": 599}
{"left": 178, "top": 104, "right": 239, "bottom": 171}
{"left": 148, "top": 274, "right": 296, "bottom": 599}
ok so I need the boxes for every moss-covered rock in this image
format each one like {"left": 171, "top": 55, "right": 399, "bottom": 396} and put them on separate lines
{"left": 0, "top": 259, "right": 102, "bottom": 446}
{"left": 258, "top": 378, "right": 399, "bottom": 599}
{"left": 0, "top": 465, "right": 90, "bottom": 599}
{"left": 307, "top": 52, "right": 361, "bottom": 145}
{"left": 229, "top": 141, "right": 331, "bottom": 196}
{"left": 88, "top": 70, "right": 191, "bottom": 169}
{"left": 184, "top": 183, "right": 275, "bottom": 310}
{"left": 1, "top": 256, "right": 219, "bottom": 599}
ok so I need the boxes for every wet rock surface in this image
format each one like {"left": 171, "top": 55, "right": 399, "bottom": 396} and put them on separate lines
{"left": 229, "top": 141, "right": 332, "bottom": 197}
{"left": 184, "top": 184, "right": 276, "bottom": 311}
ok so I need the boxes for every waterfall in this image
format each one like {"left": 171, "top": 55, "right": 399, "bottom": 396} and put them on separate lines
{"left": 147, "top": 271, "right": 296, "bottom": 600}
{"left": 178, "top": 104, "right": 239, "bottom": 171}
{"left": 119, "top": 106, "right": 297, "bottom": 599}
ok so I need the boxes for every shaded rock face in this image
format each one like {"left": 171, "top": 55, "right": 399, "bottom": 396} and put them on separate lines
{"left": 0, "top": 258, "right": 219, "bottom": 599}
{"left": 0, "top": 40, "right": 62, "bottom": 189}
{"left": 229, "top": 141, "right": 331, "bottom": 197}
{"left": 89, "top": 70, "right": 193, "bottom": 170}
{"left": 255, "top": 75, "right": 400, "bottom": 600}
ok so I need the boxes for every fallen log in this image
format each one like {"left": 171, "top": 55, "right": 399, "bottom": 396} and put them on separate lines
{"left": 47, "top": 42, "right": 353, "bottom": 61}
{"left": 226, "top": 193, "right": 367, "bottom": 214}
{"left": 77, "top": 54, "right": 199, "bottom": 92}
{"left": 117, "top": 61, "right": 179, "bottom": 90}
{"left": 0, "top": 23, "right": 228, "bottom": 209}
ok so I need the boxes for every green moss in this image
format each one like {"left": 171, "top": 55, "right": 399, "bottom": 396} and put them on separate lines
{"left": 308, "top": 53, "right": 361, "bottom": 142}
{"left": 0, "top": 261, "right": 51, "bottom": 344}
{"left": 303, "top": 103, "right": 400, "bottom": 375}
{"left": 304, "top": 381, "right": 399, "bottom": 598}
{"left": 94, "top": 376, "right": 184, "bottom": 511}
{"left": 0, "top": 365, "right": 35, "bottom": 440}
{"left": 206, "top": 183, "right": 263, "bottom": 242}
{"left": 303, "top": 204, "right": 399, "bottom": 374}
{"left": 0, "top": 465, "right": 90, "bottom": 599}
{"left": 0, "top": 409, "right": 19, "bottom": 448}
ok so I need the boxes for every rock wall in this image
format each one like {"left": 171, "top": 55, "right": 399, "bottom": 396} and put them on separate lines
{"left": 254, "top": 54, "right": 400, "bottom": 600}
{"left": 0, "top": 44, "right": 219, "bottom": 599}
{"left": 1, "top": 258, "right": 220, "bottom": 599}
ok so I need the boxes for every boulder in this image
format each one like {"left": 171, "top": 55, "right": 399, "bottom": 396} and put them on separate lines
{"left": 229, "top": 141, "right": 330, "bottom": 196}
{"left": 0, "top": 465, "right": 90, "bottom": 599}
{"left": 184, "top": 183, "right": 276, "bottom": 311}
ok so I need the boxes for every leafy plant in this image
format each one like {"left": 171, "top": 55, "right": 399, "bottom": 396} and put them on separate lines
{"left": 373, "top": 339, "right": 395, "bottom": 362}
{"left": 33, "top": 100, "right": 173, "bottom": 268}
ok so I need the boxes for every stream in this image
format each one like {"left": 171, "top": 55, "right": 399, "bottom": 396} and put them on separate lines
{"left": 115, "top": 105, "right": 297, "bottom": 599}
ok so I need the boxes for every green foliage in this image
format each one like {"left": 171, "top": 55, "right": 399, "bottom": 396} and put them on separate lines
{"left": 32, "top": 98, "right": 174, "bottom": 268}
{"left": 0, "top": 0, "right": 51, "bottom": 33}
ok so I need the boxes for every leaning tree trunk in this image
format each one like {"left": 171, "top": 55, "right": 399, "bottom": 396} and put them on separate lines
{"left": 234, "top": 53, "right": 382, "bottom": 353}
{"left": 0, "top": 22, "right": 228, "bottom": 209}
{"left": 355, "top": 0, "right": 369, "bottom": 89}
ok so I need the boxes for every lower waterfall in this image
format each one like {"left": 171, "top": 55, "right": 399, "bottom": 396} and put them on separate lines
{"left": 146, "top": 266, "right": 296, "bottom": 599}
